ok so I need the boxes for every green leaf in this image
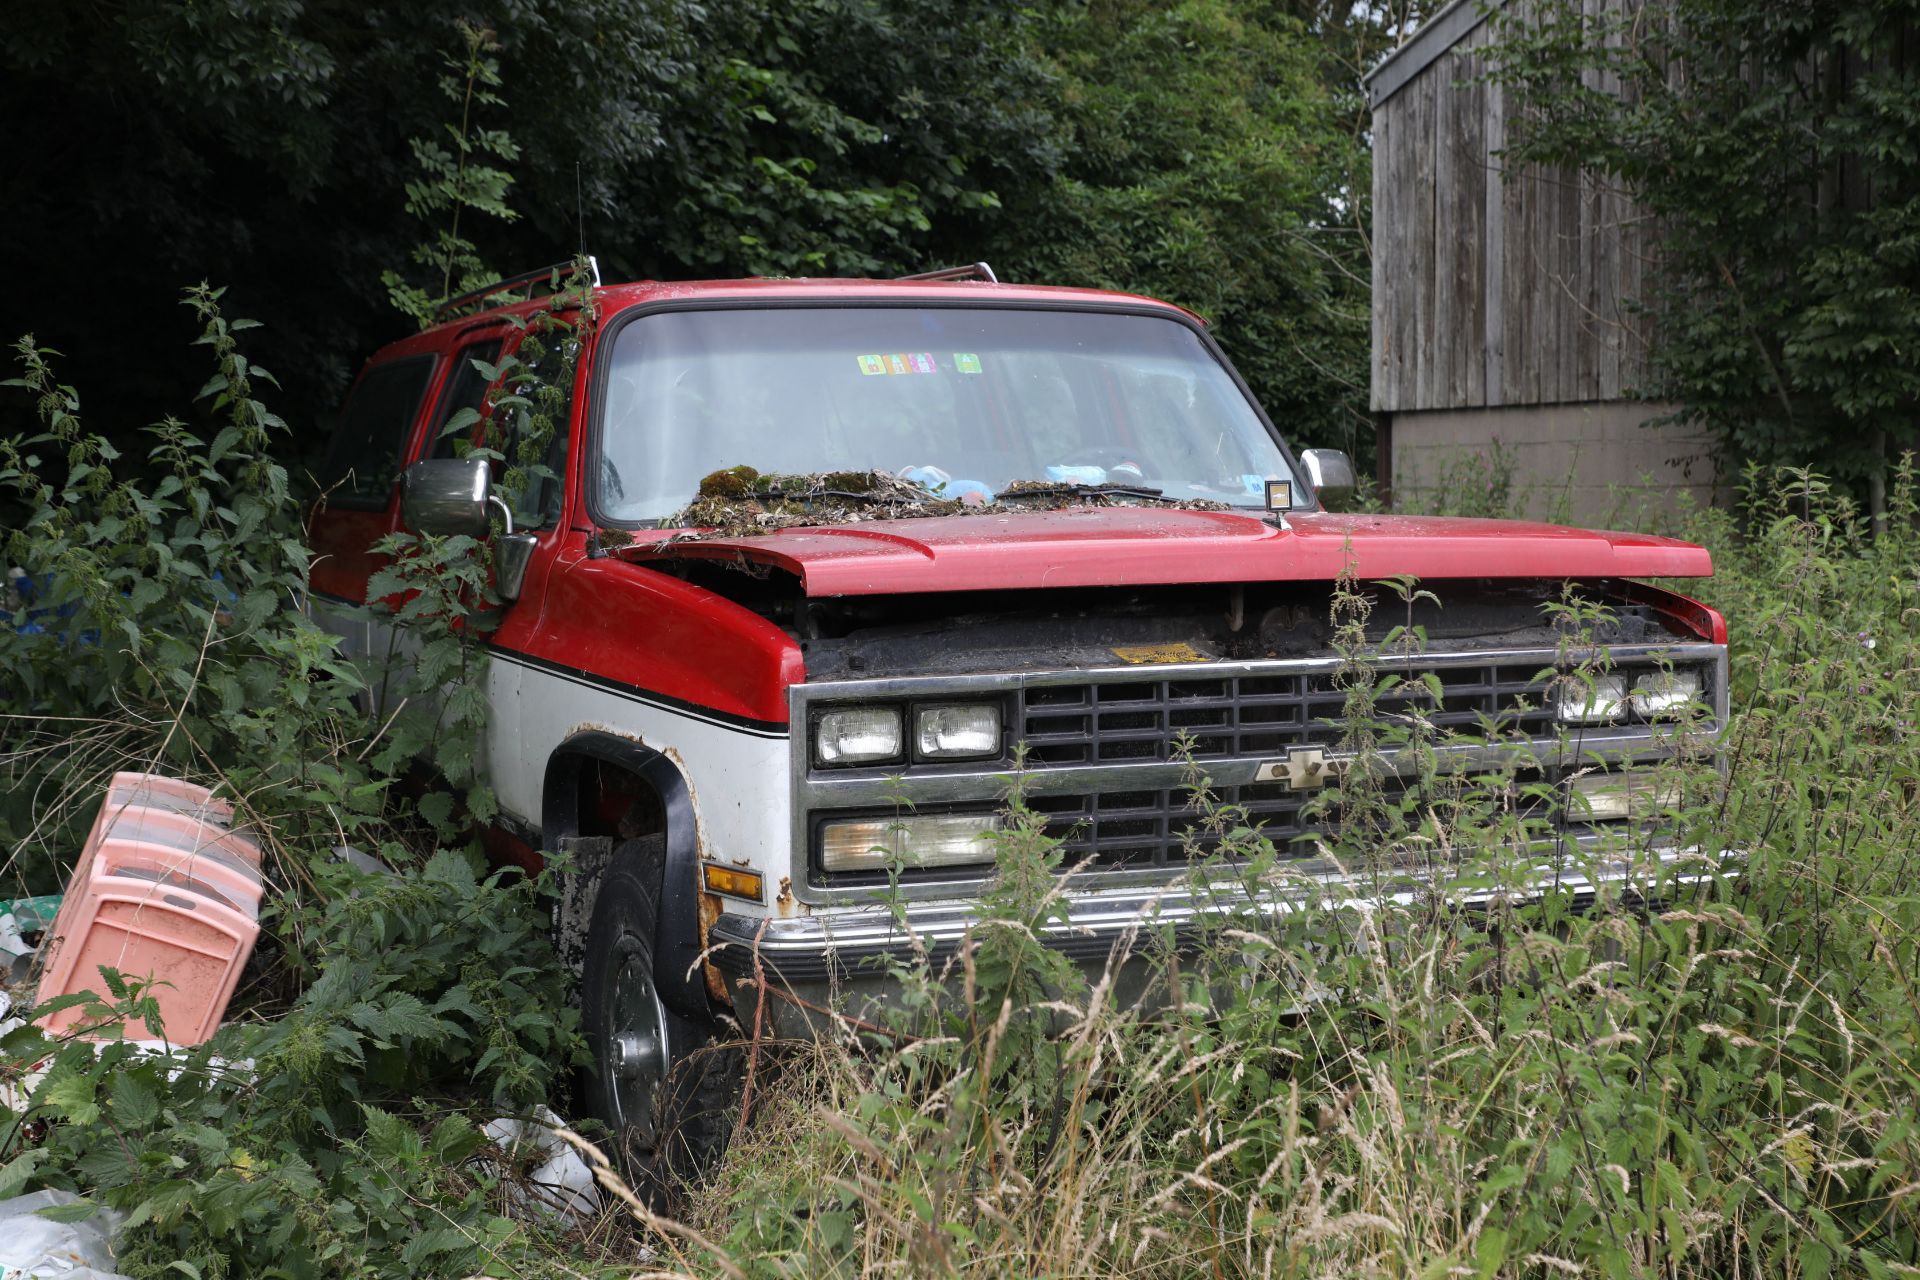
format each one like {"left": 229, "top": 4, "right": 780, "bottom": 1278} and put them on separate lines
{"left": 111, "top": 1071, "right": 159, "bottom": 1127}
{"left": 1474, "top": 1226, "right": 1509, "bottom": 1278}
{"left": 35, "top": 1198, "right": 104, "bottom": 1224}
{"left": 0, "top": 1148, "right": 49, "bottom": 1199}
{"left": 38, "top": 1072, "right": 102, "bottom": 1125}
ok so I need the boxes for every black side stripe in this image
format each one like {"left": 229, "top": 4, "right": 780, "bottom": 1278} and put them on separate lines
{"left": 487, "top": 644, "right": 791, "bottom": 737}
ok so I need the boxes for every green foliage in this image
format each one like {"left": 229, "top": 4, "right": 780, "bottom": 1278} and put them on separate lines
{"left": 362, "top": 528, "right": 499, "bottom": 835}
{"left": 261, "top": 851, "right": 580, "bottom": 1112}
{"left": 0, "top": 1, "right": 1385, "bottom": 474}
{"left": 988, "top": 0, "right": 1376, "bottom": 456}
{"left": 1489, "top": 0, "right": 1920, "bottom": 493}
{"left": 633, "top": 0, "right": 1063, "bottom": 281}
{"left": 0, "top": 300, "right": 596, "bottom": 1276}
{"left": 485, "top": 261, "right": 598, "bottom": 522}
{"left": 0, "top": 288, "right": 368, "bottom": 890}
{"left": 4, "top": 966, "right": 561, "bottom": 1279}
{"left": 1397, "top": 435, "right": 1521, "bottom": 518}
{"left": 382, "top": 21, "right": 520, "bottom": 327}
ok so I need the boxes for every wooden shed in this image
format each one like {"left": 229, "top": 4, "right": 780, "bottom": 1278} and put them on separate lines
{"left": 1365, "top": 0, "right": 1719, "bottom": 523}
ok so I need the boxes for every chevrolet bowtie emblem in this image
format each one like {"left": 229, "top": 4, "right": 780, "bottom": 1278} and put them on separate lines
{"left": 1254, "top": 747, "right": 1347, "bottom": 790}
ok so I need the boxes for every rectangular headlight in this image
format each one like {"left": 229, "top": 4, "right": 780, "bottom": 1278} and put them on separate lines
{"left": 820, "top": 812, "right": 1000, "bottom": 871}
{"left": 814, "top": 706, "right": 903, "bottom": 766}
{"left": 1631, "top": 670, "right": 1703, "bottom": 718}
{"left": 1569, "top": 770, "right": 1680, "bottom": 821}
{"left": 915, "top": 704, "right": 1002, "bottom": 760}
{"left": 1555, "top": 673, "right": 1628, "bottom": 724}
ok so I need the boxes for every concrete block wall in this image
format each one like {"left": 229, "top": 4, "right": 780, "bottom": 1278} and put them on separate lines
{"left": 1386, "top": 401, "right": 1722, "bottom": 528}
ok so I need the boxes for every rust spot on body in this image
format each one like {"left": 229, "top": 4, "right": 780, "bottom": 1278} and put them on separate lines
{"left": 776, "top": 875, "right": 795, "bottom": 916}
{"left": 568, "top": 721, "right": 644, "bottom": 744}
{"left": 664, "top": 746, "right": 730, "bottom": 1004}
{"left": 697, "top": 890, "right": 730, "bottom": 1004}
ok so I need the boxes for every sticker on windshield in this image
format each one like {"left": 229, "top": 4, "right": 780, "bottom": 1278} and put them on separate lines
{"left": 860, "top": 352, "right": 940, "bottom": 375}
{"left": 953, "top": 352, "right": 982, "bottom": 374}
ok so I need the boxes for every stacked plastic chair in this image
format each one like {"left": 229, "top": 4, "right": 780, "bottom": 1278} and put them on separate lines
{"left": 37, "top": 773, "right": 262, "bottom": 1045}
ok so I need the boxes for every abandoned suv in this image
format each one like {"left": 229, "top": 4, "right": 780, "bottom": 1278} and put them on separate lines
{"left": 307, "top": 262, "right": 1726, "bottom": 1174}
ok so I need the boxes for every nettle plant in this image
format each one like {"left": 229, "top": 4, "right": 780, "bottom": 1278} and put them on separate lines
{"left": 363, "top": 260, "right": 599, "bottom": 839}
{"left": 381, "top": 20, "right": 520, "bottom": 330}
{"left": 0, "top": 296, "right": 593, "bottom": 1277}
{"left": 0, "top": 288, "right": 369, "bottom": 888}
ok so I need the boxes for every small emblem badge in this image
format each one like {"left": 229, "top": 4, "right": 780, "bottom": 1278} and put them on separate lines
{"left": 1254, "top": 747, "right": 1344, "bottom": 789}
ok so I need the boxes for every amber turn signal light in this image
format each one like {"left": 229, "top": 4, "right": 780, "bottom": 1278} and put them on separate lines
{"left": 701, "top": 863, "right": 765, "bottom": 902}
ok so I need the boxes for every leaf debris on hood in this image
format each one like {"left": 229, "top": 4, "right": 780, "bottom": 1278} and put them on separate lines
{"left": 615, "top": 465, "right": 1229, "bottom": 546}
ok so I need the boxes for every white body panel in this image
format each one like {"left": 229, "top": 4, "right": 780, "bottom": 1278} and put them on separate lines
{"left": 487, "top": 651, "right": 793, "bottom": 910}
{"left": 311, "top": 594, "right": 499, "bottom": 788}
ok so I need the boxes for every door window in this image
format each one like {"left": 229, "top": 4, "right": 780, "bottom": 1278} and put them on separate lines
{"left": 318, "top": 356, "right": 435, "bottom": 508}
{"left": 490, "top": 327, "right": 579, "bottom": 530}
{"left": 428, "top": 339, "right": 504, "bottom": 460}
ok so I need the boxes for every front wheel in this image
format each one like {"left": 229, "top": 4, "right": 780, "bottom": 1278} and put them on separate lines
{"left": 578, "top": 837, "right": 740, "bottom": 1201}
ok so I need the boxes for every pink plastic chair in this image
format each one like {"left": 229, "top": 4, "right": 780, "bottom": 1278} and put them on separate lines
{"left": 37, "top": 775, "right": 261, "bottom": 1045}
{"left": 36, "top": 868, "right": 258, "bottom": 1045}
{"left": 90, "top": 809, "right": 263, "bottom": 914}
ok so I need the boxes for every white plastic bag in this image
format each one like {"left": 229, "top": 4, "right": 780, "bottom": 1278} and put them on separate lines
{"left": 479, "top": 1106, "right": 600, "bottom": 1222}
{"left": 0, "top": 1189, "right": 132, "bottom": 1279}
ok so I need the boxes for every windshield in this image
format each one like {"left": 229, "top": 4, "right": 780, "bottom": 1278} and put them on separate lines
{"left": 593, "top": 305, "right": 1299, "bottom": 524}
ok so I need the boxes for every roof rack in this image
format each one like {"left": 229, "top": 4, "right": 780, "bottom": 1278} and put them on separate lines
{"left": 896, "top": 262, "right": 1000, "bottom": 284}
{"left": 433, "top": 255, "right": 602, "bottom": 321}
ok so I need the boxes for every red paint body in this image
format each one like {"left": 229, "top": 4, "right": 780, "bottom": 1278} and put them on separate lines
{"left": 308, "top": 276, "right": 1725, "bottom": 735}
{"left": 624, "top": 508, "right": 1712, "bottom": 596}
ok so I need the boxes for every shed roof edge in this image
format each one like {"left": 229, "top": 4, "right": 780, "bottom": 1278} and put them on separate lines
{"left": 1363, "top": 0, "right": 1510, "bottom": 111}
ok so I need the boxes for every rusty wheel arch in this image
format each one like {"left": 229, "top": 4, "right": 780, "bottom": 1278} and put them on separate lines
{"left": 543, "top": 731, "right": 714, "bottom": 1021}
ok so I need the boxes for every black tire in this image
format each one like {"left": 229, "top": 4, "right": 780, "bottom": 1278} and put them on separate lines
{"left": 578, "top": 836, "right": 741, "bottom": 1204}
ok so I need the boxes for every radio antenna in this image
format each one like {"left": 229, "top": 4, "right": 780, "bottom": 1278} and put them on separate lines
{"left": 575, "top": 160, "right": 586, "bottom": 259}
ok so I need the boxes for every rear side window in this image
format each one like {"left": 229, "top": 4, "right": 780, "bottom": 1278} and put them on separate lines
{"left": 428, "top": 339, "right": 503, "bottom": 459}
{"left": 319, "top": 356, "right": 435, "bottom": 508}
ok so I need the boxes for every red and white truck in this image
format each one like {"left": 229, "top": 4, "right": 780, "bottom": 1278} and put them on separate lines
{"left": 308, "top": 263, "right": 1726, "bottom": 1173}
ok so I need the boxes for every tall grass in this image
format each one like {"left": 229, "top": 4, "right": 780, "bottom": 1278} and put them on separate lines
{"left": 666, "top": 463, "right": 1920, "bottom": 1279}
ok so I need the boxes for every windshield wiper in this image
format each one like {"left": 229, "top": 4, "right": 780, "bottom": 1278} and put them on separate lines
{"left": 996, "top": 482, "right": 1179, "bottom": 504}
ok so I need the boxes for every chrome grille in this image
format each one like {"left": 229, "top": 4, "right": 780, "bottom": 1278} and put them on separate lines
{"left": 1017, "top": 662, "right": 1559, "bottom": 767}
{"left": 1028, "top": 781, "right": 1320, "bottom": 867}
{"left": 1029, "top": 768, "right": 1558, "bottom": 869}
{"left": 789, "top": 642, "right": 1729, "bottom": 905}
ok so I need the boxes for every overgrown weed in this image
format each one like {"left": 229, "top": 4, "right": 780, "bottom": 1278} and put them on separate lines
{"left": 0, "top": 295, "right": 608, "bottom": 1276}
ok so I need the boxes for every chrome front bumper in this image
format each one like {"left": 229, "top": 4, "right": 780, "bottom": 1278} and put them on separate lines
{"left": 707, "top": 844, "right": 1716, "bottom": 1039}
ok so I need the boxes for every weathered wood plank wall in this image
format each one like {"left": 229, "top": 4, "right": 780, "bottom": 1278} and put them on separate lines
{"left": 1370, "top": 2, "right": 1657, "bottom": 414}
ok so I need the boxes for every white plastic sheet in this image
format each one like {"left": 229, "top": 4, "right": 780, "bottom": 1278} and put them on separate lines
{"left": 0, "top": 1190, "right": 132, "bottom": 1279}
{"left": 480, "top": 1106, "right": 600, "bottom": 1222}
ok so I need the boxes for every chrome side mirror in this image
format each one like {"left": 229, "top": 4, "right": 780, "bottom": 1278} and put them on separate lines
{"left": 401, "top": 458, "right": 492, "bottom": 538}
{"left": 1299, "top": 448, "right": 1357, "bottom": 501}
{"left": 399, "top": 458, "right": 537, "bottom": 603}
{"left": 494, "top": 531, "right": 537, "bottom": 604}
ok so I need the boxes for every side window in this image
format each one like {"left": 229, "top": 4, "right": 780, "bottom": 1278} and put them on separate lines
{"left": 491, "top": 328, "right": 579, "bottom": 530}
{"left": 428, "top": 339, "right": 503, "bottom": 460}
{"left": 318, "top": 356, "right": 434, "bottom": 508}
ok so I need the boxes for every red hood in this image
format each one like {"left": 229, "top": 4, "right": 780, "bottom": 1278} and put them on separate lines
{"left": 620, "top": 508, "right": 1712, "bottom": 597}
